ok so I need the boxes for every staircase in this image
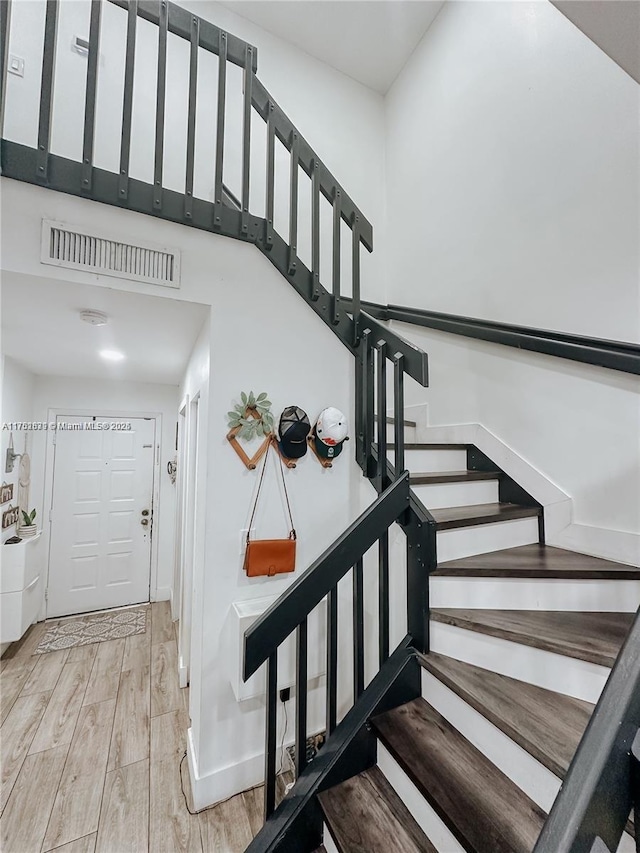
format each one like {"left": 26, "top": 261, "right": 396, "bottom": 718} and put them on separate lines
{"left": 313, "top": 437, "right": 639, "bottom": 853}
{"left": 1, "top": 3, "right": 639, "bottom": 851}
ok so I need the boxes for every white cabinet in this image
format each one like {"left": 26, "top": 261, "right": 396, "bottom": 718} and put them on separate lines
{"left": 1, "top": 534, "right": 43, "bottom": 643}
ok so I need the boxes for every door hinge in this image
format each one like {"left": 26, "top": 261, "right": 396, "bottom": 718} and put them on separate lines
{"left": 49, "top": 509, "right": 53, "bottom": 522}
{"left": 44, "top": 588, "right": 48, "bottom": 601}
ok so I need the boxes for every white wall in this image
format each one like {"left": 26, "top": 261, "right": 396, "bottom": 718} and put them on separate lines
{"left": 4, "top": 0, "right": 387, "bottom": 303}
{"left": 382, "top": 1, "right": 640, "bottom": 564}
{"left": 0, "top": 357, "right": 37, "bottom": 543}
{"left": 384, "top": 0, "right": 640, "bottom": 341}
{"left": 0, "top": 178, "right": 373, "bottom": 806}
{"left": 30, "top": 375, "right": 179, "bottom": 611}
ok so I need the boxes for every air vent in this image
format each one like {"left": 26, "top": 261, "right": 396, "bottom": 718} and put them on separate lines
{"left": 40, "top": 220, "right": 181, "bottom": 288}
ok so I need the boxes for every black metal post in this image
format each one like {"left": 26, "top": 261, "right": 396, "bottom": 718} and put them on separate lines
{"left": 406, "top": 513, "right": 432, "bottom": 654}
{"left": 353, "top": 558, "right": 364, "bottom": 700}
{"left": 264, "top": 101, "right": 274, "bottom": 250}
{"left": 118, "top": 0, "right": 137, "bottom": 201}
{"left": 375, "top": 340, "right": 387, "bottom": 493}
{"left": 213, "top": 30, "right": 227, "bottom": 229}
{"left": 364, "top": 330, "right": 375, "bottom": 479}
{"left": 332, "top": 187, "right": 341, "bottom": 324}
{"left": 264, "top": 651, "right": 278, "bottom": 819}
{"left": 241, "top": 43, "right": 253, "bottom": 235}
{"left": 153, "top": 0, "right": 167, "bottom": 210}
{"left": 81, "top": 0, "right": 101, "bottom": 192}
{"left": 311, "top": 159, "right": 320, "bottom": 301}
{"left": 379, "top": 530, "right": 389, "bottom": 666}
{"left": 295, "top": 618, "right": 308, "bottom": 778}
{"left": 184, "top": 12, "right": 198, "bottom": 220}
{"left": 37, "top": 0, "right": 58, "bottom": 181}
{"left": 393, "top": 353, "right": 405, "bottom": 478}
{"left": 351, "top": 216, "right": 361, "bottom": 346}
{"left": 326, "top": 587, "right": 338, "bottom": 736}
{"left": 288, "top": 131, "right": 298, "bottom": 274}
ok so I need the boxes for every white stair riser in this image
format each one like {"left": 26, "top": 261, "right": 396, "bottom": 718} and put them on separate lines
{"left": 437, "top": 517, "right": 539, "bottom": 562}
{"left": 386, "top": 424, "right": 417, "bottom": 443}
{"left": 430, "top": 620, "right": 610, "bottom": 703}
{"left": 322, "top": 824, "right": 340, "bottom": 853}
{"left": 412, "top": 479, "right": 499, "bottom": 510}
{"left": 390, "top": 448, "right": 468, "bottom": 472}
{"left": 421, "top": 669, "right": 561, "bottom": 812}
{"left": 377, "top": 742, "right": 466, "bottom": 853}
{"left": 431, "top": 577, "right": 640, "bottom": 612}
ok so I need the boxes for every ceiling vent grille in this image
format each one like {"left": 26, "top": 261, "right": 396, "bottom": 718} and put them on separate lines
{"left": 40, "top": 220, "right": 181, "bottom": 288}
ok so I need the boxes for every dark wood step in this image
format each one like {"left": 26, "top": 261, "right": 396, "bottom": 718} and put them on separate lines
{"left": 386, "top": 416, "right": 417, "bottom": 428}
{"left": 430, "top": 502, "right": 541, "bottom": 530}
{"left": 388, "top": 442, "right": 470, "bottom": 450}
{"left": 318, "top": 765, "right": 437, "bottom": 853}
{"left": 419, "top": 652, "right": 593, "bottom": 778}
{"left": 434, "top": 543, "right": 640, "bottom": 578}
{"left": 372, "top": 698, "right": 546, "bottom": 853}
{"left": 410, "top": 470, "right": 500, "bottom": 485}
{"left": 431, "top": 609, "right": 634, "bottom": 667}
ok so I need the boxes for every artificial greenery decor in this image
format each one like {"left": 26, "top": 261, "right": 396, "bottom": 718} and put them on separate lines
{"left": 21, "top": 508, "right": 36, "bottom": 527}
{"left": 227, "top": 391, "right": 274, "bottom": 439}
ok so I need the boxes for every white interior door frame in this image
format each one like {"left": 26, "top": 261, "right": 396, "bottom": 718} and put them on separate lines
{"left": 173, "top": 398, "right": 188, "bottom": 623}
{"left": 178, "top": 392, "right": 200, "bottom": 688}
{"left": 41, "top": 407, "right": 162, "bottom": 620}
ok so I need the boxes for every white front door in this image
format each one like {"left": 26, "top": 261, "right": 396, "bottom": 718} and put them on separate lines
{"left": 47, "top": 416, "right": 155, "bottom": 618}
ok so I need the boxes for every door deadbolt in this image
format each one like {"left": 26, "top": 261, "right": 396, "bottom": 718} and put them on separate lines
{"left": 141, "top": 509, "right": 149, "bottom": 516}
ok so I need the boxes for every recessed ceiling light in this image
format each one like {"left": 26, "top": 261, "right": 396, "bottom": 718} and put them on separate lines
{"left": 80, "top": 310, "right": 108, "bottom": 326}
{"left": 100, "top": 349, "right": 125, "bottom": 362}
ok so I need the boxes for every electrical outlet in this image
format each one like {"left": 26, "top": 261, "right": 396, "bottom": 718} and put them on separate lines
{"left": 240, "top": 528, "right": 255, "bottom": 554}
{"left": 279, "top": 687, "right": 291, "bottom": 703}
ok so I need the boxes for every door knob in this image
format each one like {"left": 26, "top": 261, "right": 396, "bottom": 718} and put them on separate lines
{"left": 141, "top": 518, "right": 149, "bottom": 526}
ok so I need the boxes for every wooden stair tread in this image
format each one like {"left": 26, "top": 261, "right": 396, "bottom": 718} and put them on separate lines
{"left": 410, "top": 470, "right": 500, "bottom": 485}
{"left": 318, "top": 765, "right": 437, "bottom": 853}
{"left": 386, "top": 416, "right": 417, "bottom": 427}
{"left": 372, "top": 698, "right": 546, "bottom": 853}
{"left": 434, "top": 543, "right": 640, "bottom": 578}
{"left": 430, "top": 502, "right": 541, "bottom": 530}
{"left": 419, "top": 651, "right": 593, "bottom": 778}
{"left": 431, "top": 609, "right": 633, "bottom": 667}
{"left": 388, "top": 442, "right": 470, "bottom": 450}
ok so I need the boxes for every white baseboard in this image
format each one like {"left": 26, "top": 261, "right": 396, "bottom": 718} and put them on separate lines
{"left": 548, "top": 523, "right": 640, "bottom": 568}
{"left": 187, "top": 725, "right": 293, "bottom": 811}
{"left": 178, "top": 654, "right": 188, "bottom": 689}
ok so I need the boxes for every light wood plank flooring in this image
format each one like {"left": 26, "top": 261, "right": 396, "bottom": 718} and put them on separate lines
{"left": 0, "top": 602, "right": 272, "bottom": 853}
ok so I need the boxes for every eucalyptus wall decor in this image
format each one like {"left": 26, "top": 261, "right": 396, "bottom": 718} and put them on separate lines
{"left": 227, "top": 391, "right": 274, "bottom": 470}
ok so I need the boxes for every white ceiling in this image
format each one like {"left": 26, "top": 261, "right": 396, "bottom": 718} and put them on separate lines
{"left": 1, "top": 275, "right": 209, "bottom": 385}
{"left": 216, "top": 0, "right": 446, "bottom": 93}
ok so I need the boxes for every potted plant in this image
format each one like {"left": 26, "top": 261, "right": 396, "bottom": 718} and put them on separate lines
{"left": 18, "top": 508, "right": 37, "bottom": 538}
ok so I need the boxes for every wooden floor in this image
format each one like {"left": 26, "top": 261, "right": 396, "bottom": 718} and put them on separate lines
{"left": 0, "top": 602, "right": 272, "bottom": 853}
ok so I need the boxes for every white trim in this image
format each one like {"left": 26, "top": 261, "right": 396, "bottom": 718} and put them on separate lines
{"left": 41, "top": 407, "right": 162, "bottom": 620}
{"left": 154, "top": 586, "right": 171, "bottom": 602}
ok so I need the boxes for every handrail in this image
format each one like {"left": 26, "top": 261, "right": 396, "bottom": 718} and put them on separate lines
{"left": 533, "top": 606, "right": 640, "bottom": 853}
{"left": 345, "top": 299, "right": 640, "bottom": 376}
{"left": 243, "top": 472, "right": 410, "bottom": 681}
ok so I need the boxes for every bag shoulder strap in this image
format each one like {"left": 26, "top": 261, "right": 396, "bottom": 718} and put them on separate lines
{"left": 247, "top": 441, "right": 296, "bottom": 541}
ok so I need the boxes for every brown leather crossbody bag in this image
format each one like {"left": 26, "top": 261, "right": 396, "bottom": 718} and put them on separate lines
{"left": 243, "top": 442, "right": 296, "bottom": 578}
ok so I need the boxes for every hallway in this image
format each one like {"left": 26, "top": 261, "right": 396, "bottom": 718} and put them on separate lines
{"left": 0, "top": 602, "right": 269, "bottom": 852}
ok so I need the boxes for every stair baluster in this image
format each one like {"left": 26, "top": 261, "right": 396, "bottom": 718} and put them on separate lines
{"left": 37, "top": 0, "right": 58, "bottom": 183}
{"left": 82, "top": 0, "right": 101, "bottom": 193}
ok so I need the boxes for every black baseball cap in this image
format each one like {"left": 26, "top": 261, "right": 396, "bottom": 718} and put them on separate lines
{"left": 278, "top": 407, "right": 310, "bottom": 459}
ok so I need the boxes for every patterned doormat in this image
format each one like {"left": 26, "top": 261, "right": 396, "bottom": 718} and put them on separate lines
{"left": 35, "top": 605, "right": 148, "bottom": 654}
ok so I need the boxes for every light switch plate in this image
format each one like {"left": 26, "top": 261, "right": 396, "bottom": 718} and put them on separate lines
{"left": 8, "top": 55, "right": 24, "bottom": 77}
